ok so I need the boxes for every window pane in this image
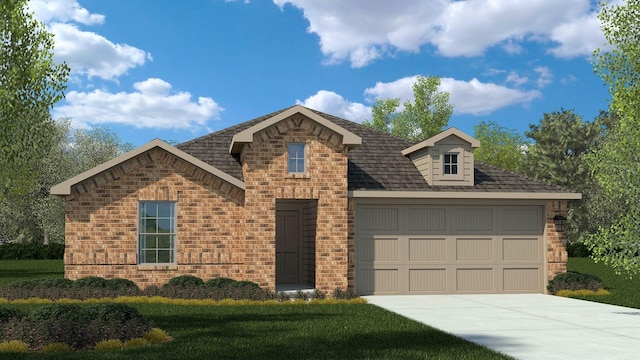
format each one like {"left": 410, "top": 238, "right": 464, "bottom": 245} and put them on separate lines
{"left": 157, "top": 250, "right": 171, "bottom": 263}
{"left": 288, "top": 158, "right": 297, "bottom": 173}
{"left": 451, "top": 154, "right": 458, "bottom": 163}
{"left": 452, "top": 165, "right": 458, "bottom": 174}
{"left": 145, "top": 219, "right": 157, "bottom": 233}
{"left": 157, "top": 219, "right": 172, "bottom": 233}
{"left": 444, "top": 154, "right": 451, "bottom": 163}
{"left": 297, "top": 159, "right": 304, "bottom": 172}
{"left": 143, "top": 236, "right": 156, "bottom": 249}
{"left": 144, "top": 250, "right": 157, "bottom": 263}
{"left": 157, "top": 235, "right": 172, "bottom": 249}
{"left": 444, "top": 165, "right": 451, "bottom": 175}
{"left": 157, "top": 203, "right": 172, "bottom": 218}
{"left": 145, "top": 203, "right": 157, "bottom": 217}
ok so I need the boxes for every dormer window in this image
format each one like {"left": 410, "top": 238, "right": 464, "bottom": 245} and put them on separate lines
{"left": 288, "top": 143, "right": 306, "bottom": 173}
{"left": 443, "top": 153, "right": 458, "bottom": 175}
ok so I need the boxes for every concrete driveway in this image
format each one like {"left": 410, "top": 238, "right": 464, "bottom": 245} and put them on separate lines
{"left": 364, "top": 294, "right": 640, "bottom": 360}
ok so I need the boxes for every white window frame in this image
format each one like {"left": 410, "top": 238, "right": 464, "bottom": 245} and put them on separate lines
{"left": 138, "top": 201, "right": 176, "bottom": 265}
{"left": 443, "top": 152, "right": 459, "bottom": 176}
{"left": 287, "top": 143, "right": 306, "bottom": 174}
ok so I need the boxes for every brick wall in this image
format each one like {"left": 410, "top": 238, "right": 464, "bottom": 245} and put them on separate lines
{"left": 64, "top": 147, "right": 246, "bottom": 288}
{"left": 546, "top": 200, "right": 569, "bottom": 284}
{"left": 240, "top": 113, "right": 350, "bottom": 292}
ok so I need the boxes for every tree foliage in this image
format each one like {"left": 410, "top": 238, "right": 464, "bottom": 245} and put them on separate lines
{"left": 584, "top": 0, "right": 640, "bottom": 275}
{"left": 0, "top": 0, "right": 70, "bottom": 200}
{"left": 0, "top": 122, "right": 133, "bottom": 244}
{"left": 473, "top": 121, "right": 527, "bottom": 173}
{"left": 363, "top": 75, "right": 453, "bottom": 141}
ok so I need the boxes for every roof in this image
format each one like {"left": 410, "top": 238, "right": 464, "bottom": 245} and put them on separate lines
{"left": 402, "top": 127, "right": 480, "bottom": 156}
{"left": 178, "top": 105, "right": 580, "bottom": 199}
{"left": 51, "top": 139, "right": 245, "bottom": 196}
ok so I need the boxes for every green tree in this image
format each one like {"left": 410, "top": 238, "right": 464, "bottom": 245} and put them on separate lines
{"left": 363, "top": 75, "right": 453, "bottom": 141}
{"left": 585, "top": 0, "right": 640, "bottom": 274}
{"left": 0, "top": 0, "right": 70, "bottom": 201}
{"left": 473, "top": 121, "right": 527, "bottom": 173}
{"left": 0, "top": 122, "right": 133, "bottom": 244}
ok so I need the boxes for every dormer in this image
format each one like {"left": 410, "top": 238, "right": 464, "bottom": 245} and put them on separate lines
{"left": 402, "top": 128, "right": 480, "bottom": 186}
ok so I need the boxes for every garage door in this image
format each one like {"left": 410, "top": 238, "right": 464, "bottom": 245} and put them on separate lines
{"left": 356, "top": 205, "right": 545, "bottom": 295}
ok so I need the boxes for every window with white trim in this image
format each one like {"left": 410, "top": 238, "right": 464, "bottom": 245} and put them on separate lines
{"left": 288, "top": 143, "right": 306, "bottom": 173}
{"left": 139, "top": 201, "right": 176, "bottom": 264}
{"left": 443, "top": 153, "right": 458, "bottom": 175}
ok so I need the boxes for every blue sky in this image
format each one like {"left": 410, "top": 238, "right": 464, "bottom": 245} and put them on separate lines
{"left": 31, "top": 0, "right": 614, "bottom": 147}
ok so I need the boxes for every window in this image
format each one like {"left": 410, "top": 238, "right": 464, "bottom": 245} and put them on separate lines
{"left": 443, "top": 153, "right": 458, "bottom": 175}
{"left": 288, "top": 143, "right": 306, "bottom": 173}
{"left": 139, "top": 201, "right": 176, "bottom": 264}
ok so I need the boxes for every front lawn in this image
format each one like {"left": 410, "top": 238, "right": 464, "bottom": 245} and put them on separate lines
{"left": 567, "top": 257, "right": 640, "bottom": 309}
{"left": 0, "top": 260, "right": 63, "bottom": 287}
{"left": 1, "top": 303, "right": 513, "bottom": 360}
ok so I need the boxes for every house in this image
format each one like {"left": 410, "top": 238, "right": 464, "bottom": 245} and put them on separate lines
{"left": 51, "top": 105, "right": 579, "bottom": 295}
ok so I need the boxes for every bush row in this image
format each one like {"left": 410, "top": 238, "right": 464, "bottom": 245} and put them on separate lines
{"left": 0, "top": 243, "right": 64, "bottom": 260}
{"left": 0, "top": 275, "right": 359, "bottom": 301}
{"left": 0, "top": 303, "right": 150, "bottom": 350}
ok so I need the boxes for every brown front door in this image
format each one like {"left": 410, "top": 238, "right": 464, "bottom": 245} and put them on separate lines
{"left": 276, "top": 209, "right": 301, "bottom": 284}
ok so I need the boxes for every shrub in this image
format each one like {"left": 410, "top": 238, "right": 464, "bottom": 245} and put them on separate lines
{"left": 73, "top": 276, "right": 109, "bottom": 288}
{"left": 105, "top": 278, "right": 139, "bottom": 291}
{"left": 164, "top": 275, "right": 204, "bottom": 288}
{"left": 566, "top": 241, "right": 591, "bottom": 257}
{"left": 94, "top": 339, "right": 123, "bottom": 350}
{"left": 145, "top": 328, "right": 170, "bottom": 343}
{"left": 0, "top": 243, "right": 64, "bottom": 260}
{"left": 142, "top": 285, "right": 162, "bottom": 297}
{"left": 0, "top": 340, "right": 29, "bottom": 353}
{"left": 547, "top": 271, "right": 605, "bottom": 294}
{"left": 0, "top": 306, "right": 25, "bottom": 322}
{"left": 2, "top": 303, "right": 151, "bottom": 350}
{"left": 42, "top": 342, "right": 72, "bottom": 353}
{"left": 332, "top": 288, "right": 359, "bottom": 300}
{"left": 8, "top": 278, "right": 73, "bottom": 289}
{"left": 230, "top": 280, "right": 261, "bottom": 289}
{"left": 205, "top": 277, "right": 235, "bottom": 288}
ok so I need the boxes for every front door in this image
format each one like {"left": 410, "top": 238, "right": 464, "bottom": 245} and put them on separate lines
{"left": 276, "top": 209, "right": 301, "bottom": 284}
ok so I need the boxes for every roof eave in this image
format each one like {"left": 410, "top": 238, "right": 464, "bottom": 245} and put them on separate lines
{"left": 229, "top": 105, "right": 361, "bottom": 154}
{"left": 51, "top": 139, "right": 245, "bottom": 196}
{"left": 402, "top": 127, "right": 481, "bottom": 156}
{"left": 348, "top": 190, "right": 582, "bottom": 200}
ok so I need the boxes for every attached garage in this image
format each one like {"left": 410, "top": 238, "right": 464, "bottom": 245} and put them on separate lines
{"left": 355, "top": 202, "right": 546, "bottom": 295}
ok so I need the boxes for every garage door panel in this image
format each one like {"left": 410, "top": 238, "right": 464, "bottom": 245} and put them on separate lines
{"left": 456, "top": 268, "right": 494, "bottom": 292}
{"left": 407, "top": 207, "right": 447, "bottom": 231}
{"left": 503, "top": 237, "right": 540, "bottom": 261}
{"left": 359, "top": 268, "right": 399, "bottom": 294}
{"left": 454, "top": 208, "right": 493, "bottom": 232}
{"left": 456, "top": 238, "right": 493, "bottom": 261}
{"left": 503, "top": 268, "right": 541, "bottom": 291}
{"left": 358, "top": 207, "right": 398, "bottom": 231}
{"left": 409, "top": 237, "right": 447, "bottom": 261}
{"left": 409, "top": 268, "right": 447, "bottom": 292}
{"left": 500, "top": 207, "right": 543, "bottom": 234}
{"left": 358, "top": 237, "right": 399, "bottom": 262}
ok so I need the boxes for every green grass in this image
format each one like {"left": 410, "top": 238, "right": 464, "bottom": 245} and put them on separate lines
{"left": 0, "top": 260, "right": 63, "bottom": 286}
{"left": 0, "top": 303, "right": 512, "bottom": 360}
{"left": 567, "top": 257, "right": 640, "bottom": 309}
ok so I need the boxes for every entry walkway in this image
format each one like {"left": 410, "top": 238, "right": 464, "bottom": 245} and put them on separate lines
{"left": 365, "top": 294, "right": 640, "bottom": 360}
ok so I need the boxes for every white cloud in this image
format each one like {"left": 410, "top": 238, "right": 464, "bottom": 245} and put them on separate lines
{"left": 506, "top": 72, "right": 529, "bottom": 87}
{"left": 534, "top": 66, "right": 553, "bottom": 88}
{"left": 297, "top": 90, "right": 371, "bottom": 123}
{"left": 31, "top": 0, "right": 150, "bottom": 81}
{"left": 53, "top": 78, "right": 223, "bottom": 130}
{"left": 365, "top": 76, "right": 541, "bottom": 115}
{"left": 30, "top": 0, "right": 105, "bottom": 25}
{"left": 273, "top": 0, "right": 605, "bottom": 66}
{"left": 49, "top": 23, "right": 149, "bottom": 80}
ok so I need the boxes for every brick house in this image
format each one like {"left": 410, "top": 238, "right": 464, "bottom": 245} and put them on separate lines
{"left": 52, "top": 105, "right": 579, "bottom": 295}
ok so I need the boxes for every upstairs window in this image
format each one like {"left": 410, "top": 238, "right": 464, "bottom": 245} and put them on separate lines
{"left": 443, "top": 153, "right": 458, "bottom": 175}
{"left": 288, "top": 143, "right": 306, "bottom": 173}
{"left": 139, "top": 201, "right": 176, "bottom": 264}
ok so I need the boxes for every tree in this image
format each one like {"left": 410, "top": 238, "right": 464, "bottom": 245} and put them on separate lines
{"left": 523, "top": 109, "right": 610, "bottom": 242}
{"left": 0, "top": 122, "right": 134, "bottom": 244}
{"left": 473, "top": 121, "right": 527, "bottom": 173}
{"left": 585, "top": 0, "right": 640, "bottom": 274}
{"left": 363, "top": 75, "right": 453, "bottom": 141}
{"left": 0, "top": 0, "right": 69, "bottom": 201}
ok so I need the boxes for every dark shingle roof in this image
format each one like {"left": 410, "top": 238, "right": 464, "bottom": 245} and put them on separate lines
{"left": 177, "top": 106, "right": 572, "bottom": 194}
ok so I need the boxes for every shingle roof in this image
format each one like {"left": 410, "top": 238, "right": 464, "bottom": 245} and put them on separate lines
{"left": 177, "top": 106, "right": 573, "bottom": 194}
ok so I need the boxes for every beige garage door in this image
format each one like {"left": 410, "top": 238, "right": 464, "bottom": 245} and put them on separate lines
{"left": 356, "top": 205, "right": 545, "bottom": 295}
